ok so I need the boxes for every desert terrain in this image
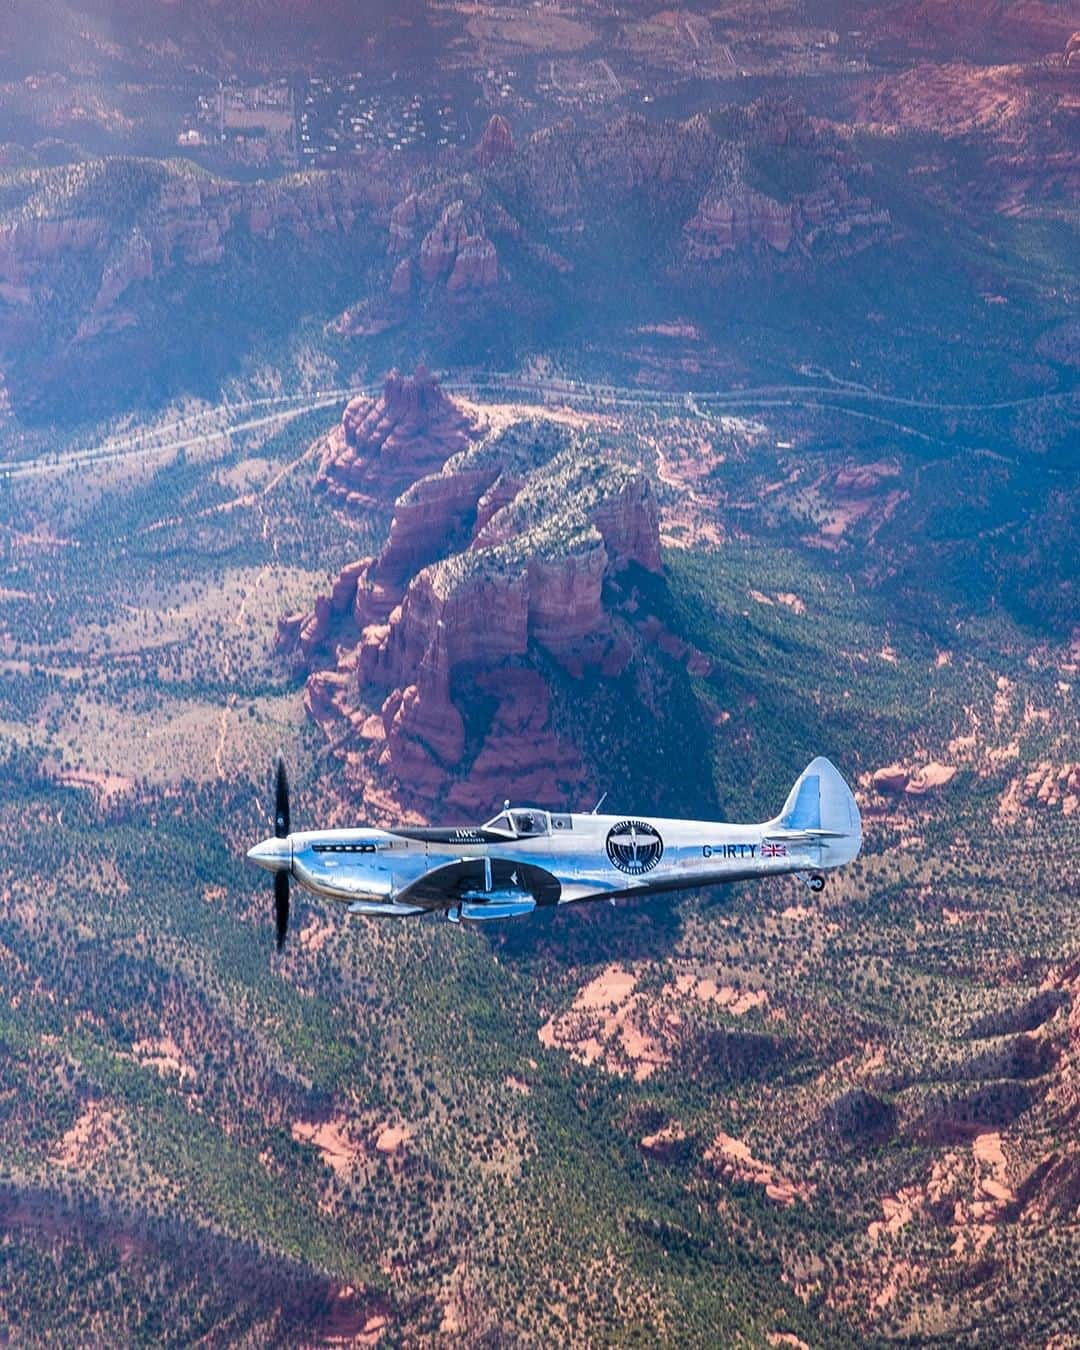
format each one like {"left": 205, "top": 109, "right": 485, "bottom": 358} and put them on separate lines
{"left": 0, "top": 0, "right": 1077, "bottom": 1343}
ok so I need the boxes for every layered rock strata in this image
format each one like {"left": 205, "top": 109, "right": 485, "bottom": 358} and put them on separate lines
{"left": 315, "top": 367, "right": 478, "bottom": 503}
{"left": 378, "top": 95, "right": 889, "bottom": 311}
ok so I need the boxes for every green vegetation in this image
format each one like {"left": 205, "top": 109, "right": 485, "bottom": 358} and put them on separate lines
{"left": 1, "top": 372, "right": 1075, "bottom": 1343}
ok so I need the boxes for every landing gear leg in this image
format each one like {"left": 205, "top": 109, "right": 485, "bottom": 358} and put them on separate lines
{"left": 447, "top": 905, "right": 461, "bottom": 924}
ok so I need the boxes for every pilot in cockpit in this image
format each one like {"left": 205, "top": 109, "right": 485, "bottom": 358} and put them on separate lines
{"left": 485, "top": 807, "right": 549, "bottom": 837}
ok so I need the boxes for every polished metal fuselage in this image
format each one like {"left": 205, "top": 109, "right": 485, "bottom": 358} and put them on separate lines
{"left": 280, "top": 811, "right": 848, "bottom": 916}
{"left": 246, "top": 757, "right": 861, "bottom": 919}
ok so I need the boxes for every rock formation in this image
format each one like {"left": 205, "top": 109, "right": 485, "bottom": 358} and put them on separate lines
{"left": 447, "top": 234, "right": 498, "bottom": 291}
{"left": 389, "top": 257, "right": 412, "bottom": 297}
{"left": 833, "top": 461, "right": 902, "bottom": 494}
{"left": 685, "top": 190, "right": 796, "bottom": 256}
{"left": 477, "top": 114, "right": 514, "bottom": 168}
{"left": 1016, "top": 761, "right": 1080, "bottom": 815}
{"left": 417, "top": 201, "right": 498, "bottom": 292}
{"left": 0, "top": 157, "right": 390, "bottom": 355}
{"left": 370, "top": 94, "right": 887, "bottom": 323}
{"left": 282, "top": 403, "right": 667, "bottom": 814}
{"left": 316, "top": 367, "right": 478, "bottom": 503}
{"left": 91, "top": 228, "right": 154, "bottom": 314}
{"left": 387, "top": 194, "right": 417, "bottom": 255}
{"left": 844, "top": 952, "right": 1080, "bottom": 1321}
{"left": 506, "top": 99, "right": 887, "bottom": 258}
{"left": 0, "top": 161, "right": 384, "bottom": 288}
{"left": 871, "top": 761, "right": 958, "bottom": 796}
{"left": 355, "top": 449, "right": 660, "bottom": 802}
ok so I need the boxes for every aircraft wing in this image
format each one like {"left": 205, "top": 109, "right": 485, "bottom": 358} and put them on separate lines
{"left": 393, "top": 857, "right": 562, "bottom": 910}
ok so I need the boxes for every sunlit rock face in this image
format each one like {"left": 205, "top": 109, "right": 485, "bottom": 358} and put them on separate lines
{"left": 316, "top": 366, "right": 479, "bottom": 503}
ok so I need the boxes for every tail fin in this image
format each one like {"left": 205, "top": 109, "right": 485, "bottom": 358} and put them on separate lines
{"left": 767, "top": 756, "right": 862, "bottom": 867}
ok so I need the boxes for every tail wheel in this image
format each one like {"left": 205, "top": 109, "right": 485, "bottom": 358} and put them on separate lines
{"left": 809, "top": 874, "right": 825, "bottom": 893}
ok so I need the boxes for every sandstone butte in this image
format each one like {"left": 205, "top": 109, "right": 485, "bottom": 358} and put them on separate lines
{"left": 388, "top": 193, "right": 498, "bottom": 295}
{"left": 315, "top": 365, "right": 477, "bottom": 502}
{"left": 279, "top": 370, "right": 666, "bottom": 813}
{"left": 418, "top": 200, "right": 498, "bottom": 291}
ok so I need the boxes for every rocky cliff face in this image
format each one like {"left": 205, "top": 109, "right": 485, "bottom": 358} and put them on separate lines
{"left": 0, "top": 96, "right": 890, "bottom": 388}
{"left": 510, "top": 99, "right": 886, "bottom": 260}
{"left": 477, "top": 114, "right": 514, "bottom": 169}
{"left": 513, "top": 112, "right": 717, "bottom": 219}
{"left": 372, "top": 96, "right": 889, "bottom": 319}
{"left": 685, "top": 189, "right": 796, "bottom": 256}
{"left": 418, "top": 200, "right": 497, "bottom": 289}
{"left": 386, "top": 194, "right": 499, "bottom": 298}
{"left": 281, "top": 388, "right": 667, "bottom": 814}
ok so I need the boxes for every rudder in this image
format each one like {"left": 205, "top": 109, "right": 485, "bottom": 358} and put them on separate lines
{"left": 771, "top": 756, "right": 862, "bottom": 866}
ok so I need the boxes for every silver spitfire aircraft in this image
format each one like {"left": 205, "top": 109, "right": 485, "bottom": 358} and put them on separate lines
{"left": 248, "top": 756, "right": 861, "bottom": 948}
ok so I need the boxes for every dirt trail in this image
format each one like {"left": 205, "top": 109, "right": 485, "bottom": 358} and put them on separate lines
{"left": 212, "top": 696, "right": 236, "bottom": 781}
{"left": 138, "top": 434, "right": 323, "bottom": 537}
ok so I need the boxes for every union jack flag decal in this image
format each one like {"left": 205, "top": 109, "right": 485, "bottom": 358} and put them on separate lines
{"left": 761, "top": 842, "right": 787, "bottom": 858}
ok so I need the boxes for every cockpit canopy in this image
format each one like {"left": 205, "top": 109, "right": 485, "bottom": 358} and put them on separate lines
{"left": 482, "top": 808, "right": 550, "bottom": 838}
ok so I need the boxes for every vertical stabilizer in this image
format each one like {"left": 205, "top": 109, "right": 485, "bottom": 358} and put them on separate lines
{"left": 768, "top": 757, "right": 862, "bottom": 866}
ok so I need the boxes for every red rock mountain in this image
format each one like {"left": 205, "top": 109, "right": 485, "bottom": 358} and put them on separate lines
{"left": 0, "top": 160, "right": 388, "bottom": 343}
{"left": 280, "top": 380, "right": 666, "bottom": 815}
{"left": 388, "top": 193, "right": 499, "bottom": 296}
{"left": 375, "top": 97, "right": 890, "bottom": 314}
{"left": 419, "top": 201, "right": 499, "bottom": 291}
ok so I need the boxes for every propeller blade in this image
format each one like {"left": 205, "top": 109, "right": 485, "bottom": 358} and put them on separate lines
{"left": 274, "top": 868, "right": 290, "bottom": 952}
{"left": 274, "top": 754, "right": 290, "bottom": 839}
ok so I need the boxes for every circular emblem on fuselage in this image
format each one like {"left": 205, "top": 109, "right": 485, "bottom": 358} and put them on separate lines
{"left": 606, "top": 819, "right": 664, "bottom": 875}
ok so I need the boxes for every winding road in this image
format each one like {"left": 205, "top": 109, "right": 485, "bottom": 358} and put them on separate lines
{"left": 1, "top": 373, "right": 1072, "bottom": 483}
